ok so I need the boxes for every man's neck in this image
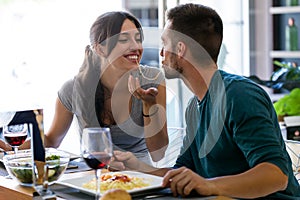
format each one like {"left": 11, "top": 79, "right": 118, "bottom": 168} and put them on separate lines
{"left": 182, "top": 64, "right": 217, "bottom": 101}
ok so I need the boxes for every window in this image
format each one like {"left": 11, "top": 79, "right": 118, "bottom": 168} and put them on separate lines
{"left": 0, "top": 0, "right": 251, "bottom": 154}
{"left": 0, "top": 0, "right": 123, "bottom": 154}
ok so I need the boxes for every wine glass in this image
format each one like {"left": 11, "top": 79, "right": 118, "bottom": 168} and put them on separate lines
{"left": 3, "top": 123, "right": 29, "bottom": 154}
{"left": 81, "top": 127, "right": 112, "bottom": 200}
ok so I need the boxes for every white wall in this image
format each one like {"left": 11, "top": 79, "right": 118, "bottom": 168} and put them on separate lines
{"left": 0, "top": 0, "right": 123, "bottom": 154}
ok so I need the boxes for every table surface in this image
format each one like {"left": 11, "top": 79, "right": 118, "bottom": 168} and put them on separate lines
{"left": 0, "top": 161, "right": 235, "bottom": 200}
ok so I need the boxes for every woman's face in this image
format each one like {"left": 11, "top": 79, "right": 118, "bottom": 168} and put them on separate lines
{"left": 103, "top": 19, "right": 143, "bottom": 71}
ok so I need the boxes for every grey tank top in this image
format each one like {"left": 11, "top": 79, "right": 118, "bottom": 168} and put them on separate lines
{"left": 58, "top": 49, "right": 164, "bottom": 164}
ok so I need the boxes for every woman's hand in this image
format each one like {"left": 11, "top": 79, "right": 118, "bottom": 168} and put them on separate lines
{"left": 162, "top": 167, "right": 215, "bottom": 197}
{"left": 128, "top": 75, "right": 158, "bottom": 105}
{"left": 110, "top": 150, "right": 158, "bottom": 174}
{"left": 109, "top": 150, "right": 140, "bottom": 171}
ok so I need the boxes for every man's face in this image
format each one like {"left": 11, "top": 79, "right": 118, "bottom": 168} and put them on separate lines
{"left": 160, "top": 21, "right": 182, "bottom": 79}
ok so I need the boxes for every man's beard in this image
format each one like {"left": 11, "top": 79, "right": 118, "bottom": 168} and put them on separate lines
{"left": 163, "top": 53, "right": 183, "bottom": 79}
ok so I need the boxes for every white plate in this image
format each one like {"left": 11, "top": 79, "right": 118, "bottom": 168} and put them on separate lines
{"left": 56, "top": 171, "right": 163, "bottom": 196}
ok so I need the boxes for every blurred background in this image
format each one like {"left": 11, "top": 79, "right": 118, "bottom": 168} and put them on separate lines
{"left": 1, "top": 0, "right": 299, "bottom": 154}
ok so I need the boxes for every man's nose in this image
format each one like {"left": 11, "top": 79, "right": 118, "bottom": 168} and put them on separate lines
{"left": 160, "top": 47, "right": 164, "bottom": 57}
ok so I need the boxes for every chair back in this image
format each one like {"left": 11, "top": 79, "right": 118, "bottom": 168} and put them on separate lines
{"left": 285, "top": 140, "right": 300, "bottom": 182}
{"left": 153, "top": 127, "right": 185, "bottom": 168}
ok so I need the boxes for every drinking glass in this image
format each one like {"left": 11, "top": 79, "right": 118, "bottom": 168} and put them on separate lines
{"left": 81, "top": 127, "right": 112, "bottom": 200}
{"left": 3, "top": 123, "right": 29, "bottom": 154}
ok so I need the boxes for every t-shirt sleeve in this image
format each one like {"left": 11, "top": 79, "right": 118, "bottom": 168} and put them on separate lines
{"left": 57, "top": 79, "right": 74, "bottom": 112}
{"left": 227, "top": 82, "right": 290, "bottom": 175}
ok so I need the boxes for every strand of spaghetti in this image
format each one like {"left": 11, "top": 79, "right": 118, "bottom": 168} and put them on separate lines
{"left": 138, "top": 66, "right": 161, "bottom": 81}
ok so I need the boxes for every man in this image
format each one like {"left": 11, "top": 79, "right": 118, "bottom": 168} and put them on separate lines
{"left": 115, "top": 3, "right": 300, "bottom": 199}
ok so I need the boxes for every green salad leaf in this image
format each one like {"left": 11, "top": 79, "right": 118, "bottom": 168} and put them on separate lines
{"left": 273, "top": 88, "right": 300, "bottom": 116}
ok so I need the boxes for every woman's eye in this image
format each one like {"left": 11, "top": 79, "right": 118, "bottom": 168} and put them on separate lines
{"left": 118, "top": 39, "right": 128, "bottom": 43}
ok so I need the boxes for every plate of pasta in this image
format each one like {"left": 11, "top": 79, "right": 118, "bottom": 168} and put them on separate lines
{"left": 56, "top": 171, "right": 163, "bottom": 196}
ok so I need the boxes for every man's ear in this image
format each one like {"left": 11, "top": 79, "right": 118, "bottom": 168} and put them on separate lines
{"left": 176, "top": 42, "right": 186, "bottom": 58}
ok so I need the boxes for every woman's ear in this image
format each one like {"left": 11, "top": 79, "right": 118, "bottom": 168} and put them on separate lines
{"left": 95, "top": 43, "right": 107, "bottom": 57}
{"left": 176, "top": 41, "right": 186, "bottom": 58}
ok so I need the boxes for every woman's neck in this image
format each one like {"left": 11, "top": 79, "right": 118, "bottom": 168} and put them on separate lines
{"left": 100, "top": 65, "right": 130, "bottom": 92}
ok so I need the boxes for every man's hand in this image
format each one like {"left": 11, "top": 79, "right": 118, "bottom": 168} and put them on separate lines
{"left": 162, "top": 167, "right": 215, "bottom": 197}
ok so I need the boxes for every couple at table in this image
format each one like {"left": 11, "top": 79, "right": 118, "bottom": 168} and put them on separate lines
{"left": 1, "top": 3, "right": 300, "bottom": 199}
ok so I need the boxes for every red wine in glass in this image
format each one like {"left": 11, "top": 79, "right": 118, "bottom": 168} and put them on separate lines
{"left": 81, "top": 127, "right": 112, "bottom": 200}
{"left": 3, "top": 123, "right": 28, "bottom": 154}
{"left": 83, "top": 152, "right": 112, "bottom": 169}
{"left": 4, "top": 133, "right": 27, "bottom": 146}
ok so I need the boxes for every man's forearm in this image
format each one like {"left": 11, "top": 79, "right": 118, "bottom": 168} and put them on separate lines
{"left": 208, "top": 162, "right": 288, "bottom": 198}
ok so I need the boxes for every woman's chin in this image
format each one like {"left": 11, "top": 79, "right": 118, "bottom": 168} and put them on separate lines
{"left": 128, "top": 63, "right": 140, "bottom": 69}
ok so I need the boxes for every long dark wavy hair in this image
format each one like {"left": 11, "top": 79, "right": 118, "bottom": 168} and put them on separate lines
{"left": 92, "top": 11, "right": 143, "bottom": 126}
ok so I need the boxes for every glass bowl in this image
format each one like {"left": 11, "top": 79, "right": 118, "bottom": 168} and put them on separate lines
{"left": 3, "top": 148, "right": 70, "bottom": 186}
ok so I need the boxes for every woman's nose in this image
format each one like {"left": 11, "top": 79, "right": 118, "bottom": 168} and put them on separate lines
{"left": 129, "top": 39, "right": 142, "bottom": 50}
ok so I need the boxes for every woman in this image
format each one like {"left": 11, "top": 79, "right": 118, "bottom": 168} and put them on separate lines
{"left": 44, "top": 11, "right": 168, "bottom": 164}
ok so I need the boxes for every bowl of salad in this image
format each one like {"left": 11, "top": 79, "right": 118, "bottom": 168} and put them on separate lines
{"left": 3, "top": 148, "right": 70, "bottom": 186}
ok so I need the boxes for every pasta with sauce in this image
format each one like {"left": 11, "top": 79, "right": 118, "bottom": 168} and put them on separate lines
{"left": 82, "top": 173, "right": 150, "bottom": 192}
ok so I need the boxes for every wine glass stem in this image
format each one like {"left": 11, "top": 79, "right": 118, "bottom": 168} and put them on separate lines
{"left": 13, "top": 147, "right": 18, "bottom": 155}
{"left": 95, "top": 169, "right": 101, "bottom": 200}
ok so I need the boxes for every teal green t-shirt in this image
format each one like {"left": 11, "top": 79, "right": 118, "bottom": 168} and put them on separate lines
{"left": 175, "top": 70, "right": 300, "bottom": 199}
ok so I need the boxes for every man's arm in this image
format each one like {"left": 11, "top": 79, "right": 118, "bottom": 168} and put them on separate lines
{"left": 162, "top": 162, "right": 288, "bottom": 198}
{"left": 208, "top": 162, "right": 288, "bottom": 198}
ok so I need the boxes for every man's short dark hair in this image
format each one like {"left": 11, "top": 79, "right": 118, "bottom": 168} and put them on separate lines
{"left": 167, "top": 3, "right": 223, "bottom": 63}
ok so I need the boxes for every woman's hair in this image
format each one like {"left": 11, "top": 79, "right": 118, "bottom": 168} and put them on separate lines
{"left": 92, "top": 11, "right": 143, "bottom": 127}
{"left": 90, "top": 11, "right": 144, "bottom": 56}
{"left": 166, "top": 3, "right": 223, "bottom": 63}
